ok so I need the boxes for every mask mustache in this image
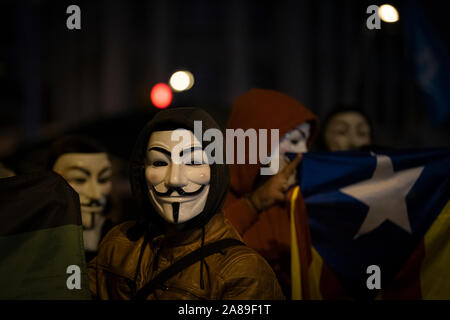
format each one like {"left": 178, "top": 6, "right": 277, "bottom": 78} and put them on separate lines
{"left": 284, "top": 152, "right": 299, "bottom": 161}
{"left": 153, "top": 184, "right": 205, "bottom": 197}
{"left": 81, "top": 199, "right": 105, "bottom": 207}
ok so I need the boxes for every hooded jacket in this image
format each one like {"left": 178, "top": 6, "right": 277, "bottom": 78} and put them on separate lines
{"left": 87, "top": 107, "right": 285, "bottom": 300}
{"left": 223, "top": 89, "right": 318, "bottom": 298}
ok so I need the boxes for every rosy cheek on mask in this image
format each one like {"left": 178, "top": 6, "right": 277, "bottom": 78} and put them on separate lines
{"left": 185, "top": 167, "right": 210, "bottom": 185}
{"left": 101, "top": 181, "right": 113, "bottom": 195}
{"left": 68, "top": 183, "right": 84, "bottom": 196}
{"left": 145, "top": 167, "right": 165, "bottom": 185}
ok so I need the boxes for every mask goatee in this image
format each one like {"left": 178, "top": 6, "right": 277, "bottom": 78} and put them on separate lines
{"left": 172, "top": 202, "right": 180, "bottom": 223}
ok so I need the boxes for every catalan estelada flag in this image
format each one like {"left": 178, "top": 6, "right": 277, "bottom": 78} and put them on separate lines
{"left": 288, "top": 148, "right": 450, "bottom": 300}
{"left": 0, "top": 171, "right": 91, "bottom": 299}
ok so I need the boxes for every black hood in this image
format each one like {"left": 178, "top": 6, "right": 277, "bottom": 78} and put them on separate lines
{"left": 127, "top": 107, "right": 229, "bottom": 241}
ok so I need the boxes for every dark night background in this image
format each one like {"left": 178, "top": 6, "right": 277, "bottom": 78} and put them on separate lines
{"left": 1, "top": 0, "right": 449, "bottom": 169}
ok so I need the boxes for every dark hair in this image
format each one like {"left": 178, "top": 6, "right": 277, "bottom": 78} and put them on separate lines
{"left": 316, "top": 105, "right": 374, "bottom": 151}
{"left": 47, "top": 135, "right": 108, "bottom": 169}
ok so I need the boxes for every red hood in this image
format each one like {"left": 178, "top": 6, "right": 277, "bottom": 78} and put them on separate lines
{"left": 226, "top": 88, "right": 318, "bottom": 195}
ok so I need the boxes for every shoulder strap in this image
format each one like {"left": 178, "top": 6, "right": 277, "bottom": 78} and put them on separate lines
{"left": 132, "top": 238, "right": 245, "bottom": 300}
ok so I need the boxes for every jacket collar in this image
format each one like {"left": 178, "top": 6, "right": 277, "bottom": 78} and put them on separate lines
{"left": 150, "top": 213, "right": 233, "bottom": 249}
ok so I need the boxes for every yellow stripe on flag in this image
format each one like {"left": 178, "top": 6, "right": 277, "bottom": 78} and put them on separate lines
{"left": 290, "top": 186, "right": 324, "bottom": 300}
{"left": 290, "top": 186, "right": 302, "bottom": 300}
{"left": 421, "top": 200, "right": 450, "bottom": 299}
{"left": 308, "top": 247, "right": 324, "bottom": 300}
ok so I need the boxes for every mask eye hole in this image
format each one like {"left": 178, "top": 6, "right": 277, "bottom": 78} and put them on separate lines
{"left": 98, "top": 177, "right": 111, "bottom": 184}
{"left": 70, "top": 178, "right": 87, "bottom": 184}
{"left": 183, "top": 149, "right": 204, "bottom": 166}
{"left": 290, "top": 139, "right": 299, "bottom": 145}
{"left": 185, "top": 161, "right": 202, "bottom": 166}
{"left": 153, "top": 160, "right": 168, "bottom": 167}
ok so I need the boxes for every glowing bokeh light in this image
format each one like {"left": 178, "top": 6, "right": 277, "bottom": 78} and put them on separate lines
{"left": 150, "top": 83, "right": 172, "bottom": 109}
{"left": 169, "top": 70, "right": 194, "bottom": 92}
{"left": 379, "top": 4, "right": 399, "bottom": 23}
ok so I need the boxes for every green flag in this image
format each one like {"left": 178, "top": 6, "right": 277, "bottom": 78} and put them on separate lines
{"left": 0, "top": 171, "right": 91, "bottom": 299}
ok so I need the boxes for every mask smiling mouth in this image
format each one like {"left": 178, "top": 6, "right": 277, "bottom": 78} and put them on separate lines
{"left": 151, "top": 185, "right": 207, "bottom": 223}
{"left": 152, "top": 185, "right": 205, "bottom": 198}
{"left": 80, "top": 199, "right": 105, "bottom": 211}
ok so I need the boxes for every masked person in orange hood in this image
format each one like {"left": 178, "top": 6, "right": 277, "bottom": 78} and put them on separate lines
{"left": 223, "top": 89, "right": 318, "bottom": 298}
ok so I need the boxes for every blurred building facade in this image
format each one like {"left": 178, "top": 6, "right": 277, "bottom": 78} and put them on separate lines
{"left": 1, "top": 0, "right": 449, "bottom": 161}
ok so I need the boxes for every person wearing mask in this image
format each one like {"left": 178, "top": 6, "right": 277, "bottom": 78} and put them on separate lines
{"left": 223, "top": 88, "right": 318, "bottom": 298}
{"left": 88, "top": 107, "right": 285, "bottom": 300}
{"left": 48, "top": 136, "right": 114, "bottom": 262}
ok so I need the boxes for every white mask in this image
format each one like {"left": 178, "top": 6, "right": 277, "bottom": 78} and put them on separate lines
{"left": 279, "top": 122, "right": 310, "bottom": 155}
{"left": 324, "top": 111, "right": 371, "bottom": 151}
{"left": 52, "top": 153, "right": 112, "bottom": 231}
{"left": 145, "top": 130, "right": 211, "bottom": 224}
{"left": 264, "top": 123, "right": 310, "bottom": 185}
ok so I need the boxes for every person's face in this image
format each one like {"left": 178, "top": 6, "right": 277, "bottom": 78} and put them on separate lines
{"left": 145, "top": 130, "right": 210, "bottom": 224}
{"left": 324, "top": 112, "right": 371, "bottom": 151}
{"left": 53, "top": 153, "right": 112, "bottom": 229}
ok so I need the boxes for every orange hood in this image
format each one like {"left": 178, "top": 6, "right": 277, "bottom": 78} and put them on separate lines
{"left": 226, "top": 88, "right": 318, "bottom": 195}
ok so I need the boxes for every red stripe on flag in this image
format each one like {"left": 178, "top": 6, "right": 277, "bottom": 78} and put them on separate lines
{"left": 319, "top": 261, "right": 350, "bottom": 299}
{"left": 382, "top": 240, "right": 424, "bottom": 299}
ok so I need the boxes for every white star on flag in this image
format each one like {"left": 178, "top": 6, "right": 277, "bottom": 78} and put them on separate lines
{"left": 340, "top": 154, "right": 424, "bottom": 239}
